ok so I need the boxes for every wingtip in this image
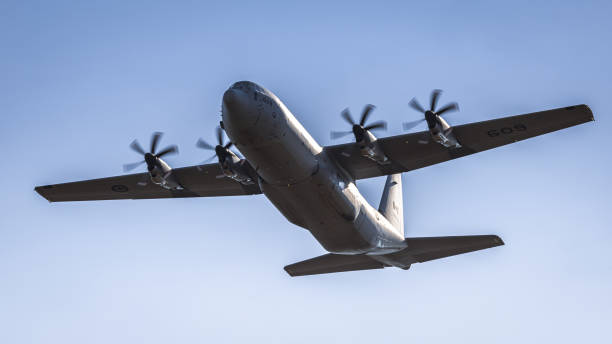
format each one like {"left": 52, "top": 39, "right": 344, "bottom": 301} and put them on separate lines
{"left": 492, "top": 235, "right": 505, "bottom": 246}
{"left": 34, "top": 185, "right": 54, "bottom": 202}
{"left": 283, "top": 265, "right": 297, "bottom": 277}
{"left": 572, "top": 104, "right": 594, "bottom": 122}
{"left": 582, "top": 104, "right": 595, "bottom": 121}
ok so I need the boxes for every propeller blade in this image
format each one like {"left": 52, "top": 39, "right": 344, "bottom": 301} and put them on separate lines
{"left": 123, "top": 160, "right": 145, "bottom": 172}
{"left": 150, "top": 132, "right": 163, "bottom": 154}
{"left": 359, "top": 104, "right": 376, "bottom": 126}
{"left": 409, "top": 98, "right": 426, "bottom": 113}
{"left": 196, "top": 138, "right": 215, "bottom": 150}
{"left": 331, "top": 131, "right": 353, "bottom": 139}
{"left": 341, "top": 109, "right": 355, "bottom": 125}
{"left": 156, "top": 145, "right": 178, "bottom": 157}
{"left": 364, "top": 120, "right": 387, "bottom": 131}
{"left": 403, "top": 118, "right": 425, "bottom": 131}
{"left": 129, "top": 139, "right": 146, "bottom": 155}
{"left": 430, "top": 89, "right": 442, "bottom": 111}
{"left": 201, "top": 154, "right": 217, "bottom": 164}
{"left": 216, "top": 126, "right": 224, "bottom": 146}
{"left": 436, "top": 102, "right": 459, "bottom": 116}
{"left": 224, "top": 141, "right": 233, "bottom": 149}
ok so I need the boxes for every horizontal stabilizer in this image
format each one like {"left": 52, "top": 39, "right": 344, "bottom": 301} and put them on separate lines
{"left": 382, "top": 235, "right": 504, "bottom": 267}
{"left": 284, "top": 235, "right": 503, "bottom": 276}
{"left": 284, "top": 253, "right": 386, "bottom": 277}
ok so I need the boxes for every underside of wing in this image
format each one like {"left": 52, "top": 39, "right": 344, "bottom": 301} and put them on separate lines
{"left": 326, "top": 105, "right": 594, "bottom": 180}
{"left": 35, "top": 163, "right": 261, "bottom": 202}
{"left": 284, "top": 253, "right": 387, "bottom": 277}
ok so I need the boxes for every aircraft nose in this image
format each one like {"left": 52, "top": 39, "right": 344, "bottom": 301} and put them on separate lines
{"left": 222, "top": 85, "right": 258, "bottom": 134}
{"left": 222, "top": 88, "right": 245, "bottom": 113}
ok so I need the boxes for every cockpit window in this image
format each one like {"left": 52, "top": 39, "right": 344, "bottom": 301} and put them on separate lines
{"left": 231, "top": 81, "right": 266, "bottom": 94}
{"left": 231, "top": 81, "right": 248, "bottom": 91}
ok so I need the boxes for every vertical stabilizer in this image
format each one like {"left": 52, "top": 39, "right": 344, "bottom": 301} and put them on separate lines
{"left": 378, "top": 173, "right": 404, "bottom": 237}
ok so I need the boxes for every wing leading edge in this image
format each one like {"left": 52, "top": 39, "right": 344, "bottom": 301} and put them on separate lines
{"left": 325, "top": 104, "right": 594, "bottom": 180}
{"left": 35, "top": 163, "right": 261, "bottom": 202}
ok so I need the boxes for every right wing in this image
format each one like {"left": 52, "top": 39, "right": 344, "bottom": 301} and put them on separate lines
{"left": 325, "top": 105, "right": 594, "bottom": 180}
{"left": 35, "top": 163, "right": 261, "bottom": 202}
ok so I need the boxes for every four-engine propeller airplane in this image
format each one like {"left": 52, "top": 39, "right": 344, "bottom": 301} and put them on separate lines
{"left": 35, "top": 81, "right": 594, "bottom": 276}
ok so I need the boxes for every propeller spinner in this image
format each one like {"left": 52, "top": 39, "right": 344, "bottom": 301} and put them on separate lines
{"left": 123, "top": 132, "right": 179, "bottom": 172}
{"left": 331, "top": 104, "right": 387, "bottom": 142}
{"left": 403, "top": 89, "right": 459, "bottom": 131}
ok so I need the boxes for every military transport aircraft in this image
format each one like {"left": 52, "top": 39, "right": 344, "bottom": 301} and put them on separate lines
{"left": 35, "top": 81, "right": 594, "bottom": 276}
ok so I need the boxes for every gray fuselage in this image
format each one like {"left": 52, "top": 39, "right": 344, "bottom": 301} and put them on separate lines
{"left": 221, "top": 81, "right": 405, "bottom": 254}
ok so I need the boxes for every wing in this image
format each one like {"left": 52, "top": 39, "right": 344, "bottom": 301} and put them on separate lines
{"left": 35, "top": 163, "right": 262, "bottom": 202}
{"left": 326, "top": 104, "right": 594, "bottom": 180}
{"left": 284, "top": 253, "right": 386, "bottom": 277}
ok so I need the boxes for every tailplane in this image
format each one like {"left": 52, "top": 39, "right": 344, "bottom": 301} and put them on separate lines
{"left": 284, "top": 235, "right": 504, "bottom": 276}
{"left": 378, "top": 173, "right": 404, "bottom": 237}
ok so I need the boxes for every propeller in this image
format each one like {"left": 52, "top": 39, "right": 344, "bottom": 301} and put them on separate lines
{"left": 331, "top": 104, "right": 387, "bottom": 142}
{"left": 123, "top": 132, "right": 179, "bottom": 172}
{"left": 403, "top": 89, "right": 459, "bottom": 131}
{"left": 196, "top": 126, "right": 235, "bottom": 164}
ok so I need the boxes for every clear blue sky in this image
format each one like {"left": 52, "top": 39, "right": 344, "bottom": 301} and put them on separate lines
{"left": 1, "top": 0, "right": 610, "bottom": 342}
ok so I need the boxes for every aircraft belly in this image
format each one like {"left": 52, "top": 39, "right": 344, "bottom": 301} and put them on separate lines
{"left": 242, "top": 139, "right": 317, "bottom": 185}
{"left": 260, "top": 178, "right": 372, "bottom": 253}
{"left": 222, "top": 84, "right": 404, "bottom": 253}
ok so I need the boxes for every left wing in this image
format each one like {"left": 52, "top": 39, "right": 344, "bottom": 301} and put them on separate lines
{"left": 325, "top": 104, "right": 594, "bottom": 180}
{"left": 35, "top": 163, "right": 261, "bottom": 202}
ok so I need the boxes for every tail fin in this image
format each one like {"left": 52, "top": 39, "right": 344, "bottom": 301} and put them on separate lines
{"left": 378, "top": 173, "right": 404, "bottom": 237}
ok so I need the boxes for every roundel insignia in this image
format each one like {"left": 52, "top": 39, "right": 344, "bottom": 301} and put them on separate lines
{"left": 111, "top": 184, "right": 129, "bottom": 193}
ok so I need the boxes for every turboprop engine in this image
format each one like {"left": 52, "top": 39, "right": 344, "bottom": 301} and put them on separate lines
{"left": 403, "top": 89, "right": 462, "bottom": 148}
{"left": 196, "top": 126, "right": 256, "bottom": 185}
{"left": 122, "top": 132, "right": 183, "bottom": 189}
{"left": 331, "top": 104, "right": 390, "bottom": 164}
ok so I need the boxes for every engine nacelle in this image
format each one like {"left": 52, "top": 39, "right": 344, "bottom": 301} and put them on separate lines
{"left": 144, "top": 158, "right": 183, "bottom": 190}
{"left": 429, "top": 115, "right": 462, "bottom": 149}
{"left": 149, "top": 171, "right": 182, "bottom": 190}
{"left": 220, "top": 157, "right": 256, "bottom": 185}
{"left": 430, "top": 128, "right": 461, "bottom": 148}
{"left": 358, "top": 130, "right": 390, "bottom": 165}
